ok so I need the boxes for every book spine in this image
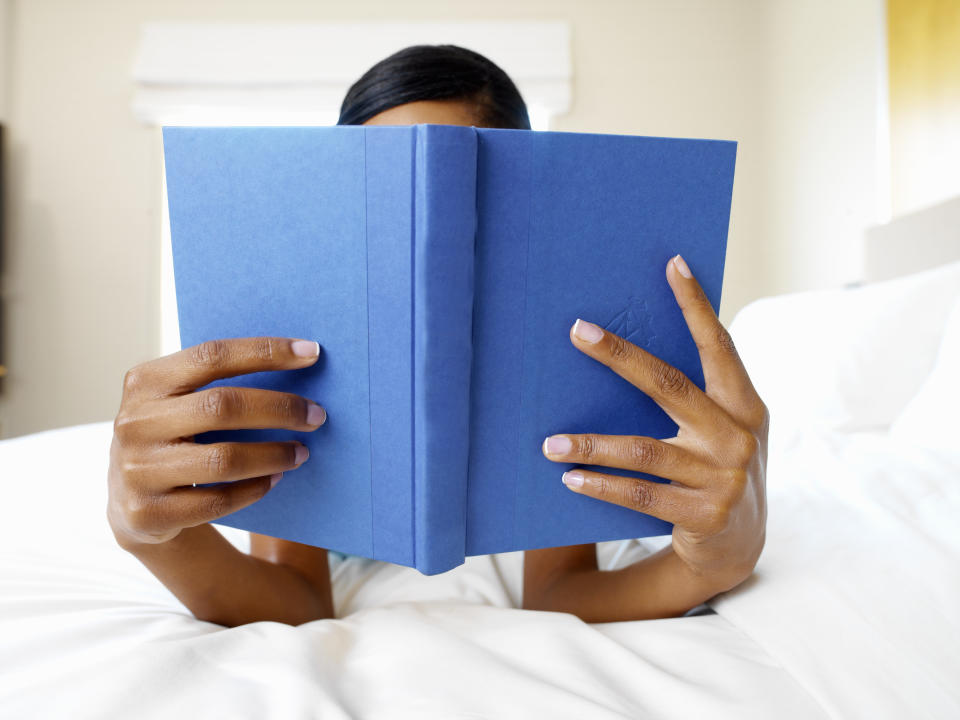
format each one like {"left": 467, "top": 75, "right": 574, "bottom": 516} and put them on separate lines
{"left": 412, "top": 124, "right": 478, "bottom": 575}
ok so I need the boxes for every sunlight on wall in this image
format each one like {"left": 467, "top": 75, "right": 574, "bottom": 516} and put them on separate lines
{"left": 888, "top": 0, "right": 960, "bottom": 215}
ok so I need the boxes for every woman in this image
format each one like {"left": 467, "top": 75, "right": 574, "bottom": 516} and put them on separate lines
{"left": 107, "top": 45, "right": 767, "bottom": 627}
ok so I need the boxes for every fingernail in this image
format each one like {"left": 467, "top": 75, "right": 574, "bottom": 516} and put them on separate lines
{"left": 562, "top": 471, "right": 584, "bottom": 488}
{"left": 270, "top": 473, "right": 283, "bottom": 488}
{"left": 294, "top": 444, "right": 309, "bottom": 465}
{"left": 572, "top": 319, "right": 604, "bottom": 344}
{"left": 543, "top": 435, "right": 572, "bottom": 456}
{"left": 292, "top": 340, "right": 320, "bottom": 358}
{"left": 306, "top": 403, "right": 326, "bottom": 426}
{"left": 673, "top": 254, "right": 693, "bottom": 279}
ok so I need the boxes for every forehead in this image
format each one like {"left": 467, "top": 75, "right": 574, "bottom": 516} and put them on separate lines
{"left": 362, "top": 99, "right": 480, "bottom": 127}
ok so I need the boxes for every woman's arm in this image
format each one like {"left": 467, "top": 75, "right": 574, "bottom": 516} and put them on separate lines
{"left": 523, "top": 544, "right": 735, "bottom": 622}
{"left": 523, "top": 255, "right": 767, "bottom": 622}
{"left": 113, "top": 527, "right": 333, "bottom": 627}
{"left": 108, "top": 337, "right": 334, "bottom": 627}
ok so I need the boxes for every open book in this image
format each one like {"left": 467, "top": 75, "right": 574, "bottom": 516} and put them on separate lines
{"left": 163, "top": 125, "right": 736, "bottom": 574}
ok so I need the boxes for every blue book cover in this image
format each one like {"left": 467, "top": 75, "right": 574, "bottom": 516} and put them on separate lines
{"left": 163, "top": 125, "right": 736, "bottom": 575}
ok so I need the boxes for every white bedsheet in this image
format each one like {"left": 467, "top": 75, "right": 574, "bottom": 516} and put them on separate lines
{"left": 2, "top": 420, "right": 957, "bottom": 718}
{"left": 0, "top": 421, "right": 819, "bottom": 719}
{"left": 713, "top": 430, "right": 960, "bottom": 718}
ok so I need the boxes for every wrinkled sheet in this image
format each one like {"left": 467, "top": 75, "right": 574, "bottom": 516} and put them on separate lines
{"left": 711, "top": 430, "right": 960, "bottom": 719}
{"left": 2, "top": 420, "right": 957, "bottom": 717}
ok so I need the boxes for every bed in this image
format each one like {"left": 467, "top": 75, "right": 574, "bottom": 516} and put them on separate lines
{"left": 2, "top": 254, "right": 958, "bottom": 718}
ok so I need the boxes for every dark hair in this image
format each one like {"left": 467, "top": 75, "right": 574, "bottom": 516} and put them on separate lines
{"left": 337, "top": 45, "right": 531, "bottom": 130}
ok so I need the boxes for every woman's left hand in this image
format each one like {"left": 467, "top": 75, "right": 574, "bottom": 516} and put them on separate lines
{"left": 542, "top": 254, "right": 768, "bottom": 594}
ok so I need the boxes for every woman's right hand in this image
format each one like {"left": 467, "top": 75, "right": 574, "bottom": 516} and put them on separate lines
{"left": 107, "top": 337, "right": 326, "bottom": 548}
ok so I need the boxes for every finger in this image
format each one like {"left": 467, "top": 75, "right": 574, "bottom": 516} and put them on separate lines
{"left": 560, "top": 468, "right": 698, "bottom": 527}
{"left": 568, "top": 319, "right": 728, "bottom": 431}
{"left": 143, "top": 441, "right": 309, "bottom": 489}
{"left": 666, "top": 256, "right": 766, "bottom": 427}
{"left": 542, "top": 433, "right": 715, "bottom": 488}
{"left": 166, "top": 474, "right": 281, "bottom": 528}
{"left": 122, "top": 337, "right": 321, "bottom": 399}
{"left": 145, "top": 386, "right": 326, "bottom": 439}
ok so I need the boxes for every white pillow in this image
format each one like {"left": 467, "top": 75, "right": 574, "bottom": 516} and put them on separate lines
{"left": 890, "top": 296, "right": 960, "bottom": 451}
{"left": 729, "top": 261, "right": 960, "bottom": 439}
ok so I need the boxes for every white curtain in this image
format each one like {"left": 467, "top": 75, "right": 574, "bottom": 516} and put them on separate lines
{"left": 131, "top": 22, "right": 572, "bottom": 128}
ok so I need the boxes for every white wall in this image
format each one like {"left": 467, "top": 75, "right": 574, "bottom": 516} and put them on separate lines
{"left": 2, "top": 0, "right": 161, "bottom": 440}
{"left": 761, "top": 0, "right": 888, "bottom": 295}
{"left": 0, "top": 0, "right": 886, "bottom": 438}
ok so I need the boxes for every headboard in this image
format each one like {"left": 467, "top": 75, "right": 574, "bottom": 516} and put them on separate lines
{"left": 864, "top": 195, "right": 960, "bottom": 282}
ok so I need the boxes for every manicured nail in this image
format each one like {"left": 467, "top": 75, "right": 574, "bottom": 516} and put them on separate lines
{"left": 572, "top": 319, "right": 604, "bottom": 344}
{"left": 292, "top": 340, "right": 320, "bottom": 358}
{"left": 562, "top": 471, "right": 584, "bottom": 488}
{"left": 673, "top": 254, "right": 693, "bottom": 279}
{"left": 294, "top": 444, "right": 309, "bottom": 465}
{"left": 543, "top": 435, "right": 572, "bottom": 456}
{"left": 269, "top": 473, "right": 283, "bottom": 488}
{"left": 306, "top": 403, "right": 326, "bottom": 426}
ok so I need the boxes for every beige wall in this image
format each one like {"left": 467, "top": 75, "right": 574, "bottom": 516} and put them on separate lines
{"left": 888, "top": 0, "right": 960, "bottom": 215}
{"left": 762, "top": 0, "right": 887, "bottom": 297}
{"left": 0, "top": 1, "right": 8, "bottom": 120}
{"left": 0, "top": 0, "right": 885, "bottom": 438}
